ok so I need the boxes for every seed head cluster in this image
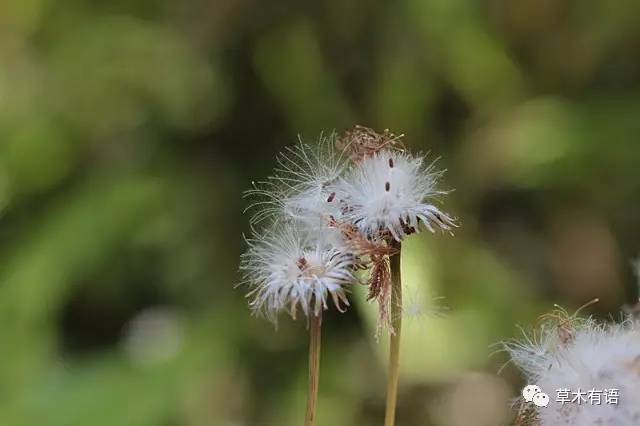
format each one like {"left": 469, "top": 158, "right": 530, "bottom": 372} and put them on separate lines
{"left": 504, "top": 304, "right": 640, "bottom": 426}
{"left": 240, "top": 127, "right": 456, "bottom": 325}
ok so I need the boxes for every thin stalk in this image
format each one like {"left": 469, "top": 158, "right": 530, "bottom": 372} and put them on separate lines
{"left": 384, "top": 241, "right": 402, "bottom": 426}
{"left": 305, "top": 313, "right": 322, "bottom": 426}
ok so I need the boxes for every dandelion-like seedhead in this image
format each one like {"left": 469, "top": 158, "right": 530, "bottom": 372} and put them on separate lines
{"left": 338, "top": 149, "right": 456, "bottom": 241}
{"left": 240, "top": 225, "right": 357, "bottom": 323}
{"left": 244, "top": 133, "right": 347, "bottom": 230}
{"left": 241, "top": 126, "right": 456, "bottom": 330}
{"left": 504, "top": 311, "right": 640, "bottom": 426}
{"left": 398, "top": 293, "right": 448, "bottom": 323}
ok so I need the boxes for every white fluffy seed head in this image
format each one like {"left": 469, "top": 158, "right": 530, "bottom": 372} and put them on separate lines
{"left": 504, "top": 316, "right": 640, "bottom": 425}
{"left": 244, "top": 134, "right": 348, "bottom": 231}
{"left": 239, "top": 225, "right": 357, "bottom": 323}
{"left": 338, "top": 149, "right": 456, "bottom": 241}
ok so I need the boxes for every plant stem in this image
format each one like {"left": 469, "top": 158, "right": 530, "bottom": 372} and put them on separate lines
{"left": 384, "top": 241, "right": 402, "bottom": 426}
{"left": 305, "top": 313, "right": 322, "bottom": 426}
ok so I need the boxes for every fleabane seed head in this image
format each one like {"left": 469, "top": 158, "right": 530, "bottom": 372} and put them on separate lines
{"left": 240, "top": 225, "right": 357, "bottom": 323}
{"left": 244, "top": 134, "right": 347, "bottom": 230}
{"left": 338, "top": 149, "right": 456, "bottom": 241}
{"left": 504, "top": 312, "right": 640, "bottom": 426}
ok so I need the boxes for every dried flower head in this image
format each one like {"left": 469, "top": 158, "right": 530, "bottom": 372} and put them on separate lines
{"left": 336, "top": 125, "right": 405, "bottom": 162}
{"left": 338, "top": 149, "right": 457, "bottom": 241}
{"left": 240, "top": 225, "right": 357, "bottom": 323}
{"left": 503, "top": 305, "right": 640, "bottom": 426}
{"left": 241, "top": 126, "right": 457, "bottom": 337}
{"left": 328, "top": 218, "right": 396, "bottom": 260}
{"left": 244, "top": 133, "right": 348, "bottom": 230}
{"left": 327, "top": 218, "right": 400, "bottom": 332}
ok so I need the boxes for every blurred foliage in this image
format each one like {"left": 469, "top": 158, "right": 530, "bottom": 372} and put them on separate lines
{"left": 1, "top": 0, "right": 639, "bottom": 425}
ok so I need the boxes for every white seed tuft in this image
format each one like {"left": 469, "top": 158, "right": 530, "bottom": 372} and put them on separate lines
{"left": 244, "top": 133, "right": 348, "bottom": 231}
{"left": 504, "top": 313, "right": 640, "bottom": 425}
{"left": 338, "top": 149, "right": 456, "bottom": 241}
{"left": 240, "top": 225, "right": 357, "bottom": 323}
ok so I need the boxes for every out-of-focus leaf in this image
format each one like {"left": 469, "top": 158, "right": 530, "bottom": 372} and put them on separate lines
{"left": 0, "top": 177, "right": 163, "bottom": 409}
{"left": 254, "top": 20, "right": 352, "bottom": 134}
{"left": 46, "top": 16, "right": 229, "bottom": 134}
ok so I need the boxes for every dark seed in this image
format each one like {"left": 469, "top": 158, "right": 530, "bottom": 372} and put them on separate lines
{"left": 327, "top": 192, "right": 336, "bottom": 202}
{"left": 297, "top": 257, "right": 307, "bottom": 270}
{"left": 388, "top": 158, "right": 394, "bottom": 168}
{"left": 385, "top": 182, "right": 390, "bottom": 192}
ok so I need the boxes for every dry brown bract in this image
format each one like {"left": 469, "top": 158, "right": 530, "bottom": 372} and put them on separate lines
{"left": 514, "top": 400, "right": 540, "bottom": 426}
{"left": 336, "top": 125, "right": 405, "bottom": 163}
{"left": 534, "top": 299, "right": 599, "bottom": 347}
{"left": 328, "top": 217, "right": 399, "bottom": 333}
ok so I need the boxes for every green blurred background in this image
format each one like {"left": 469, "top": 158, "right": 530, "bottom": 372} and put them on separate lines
{"left": 1, "top": 1, "right": 639, "bottom": 425}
